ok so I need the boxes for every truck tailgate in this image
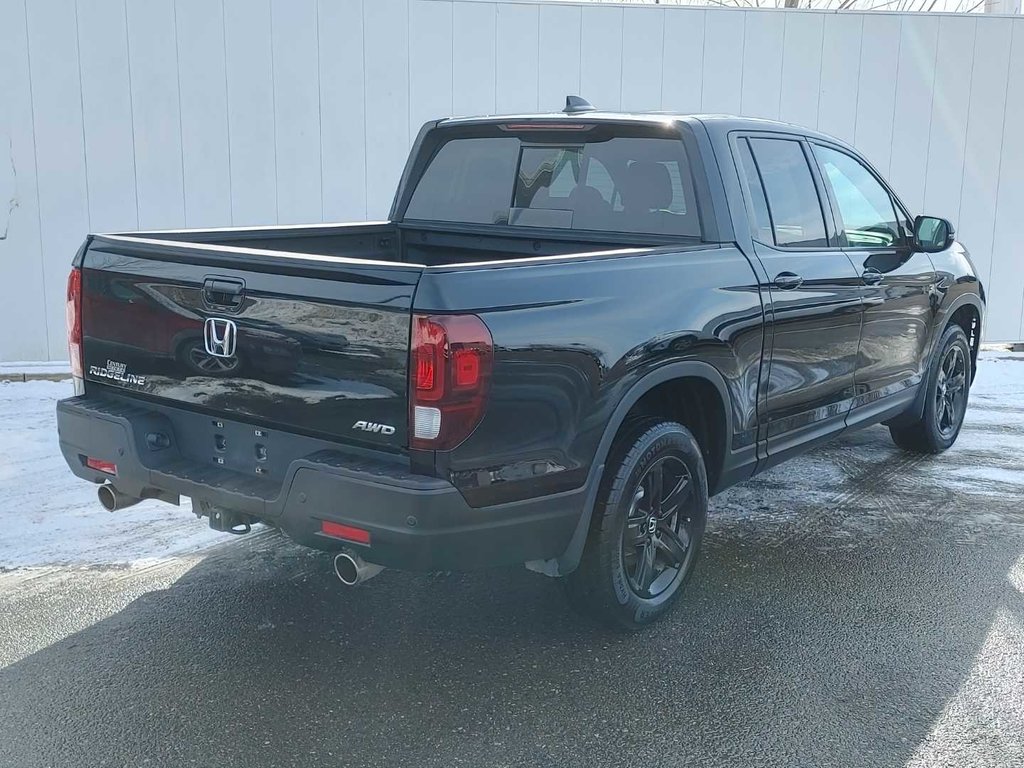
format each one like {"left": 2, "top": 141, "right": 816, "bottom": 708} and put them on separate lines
{"left": 80, "top": 236, "right": 423, "bottom": 450}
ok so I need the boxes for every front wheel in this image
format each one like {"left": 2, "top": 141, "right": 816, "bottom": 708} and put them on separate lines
{"left": 889, "top": 324, "right": 972, "bottom": 454}
{"left": 563, "top": 419, "right": 708, "bottom": 630}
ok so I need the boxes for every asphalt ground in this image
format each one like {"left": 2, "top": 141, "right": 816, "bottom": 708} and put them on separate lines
{"left": 1, "top": 356, "right": 1022, "bottom": 768}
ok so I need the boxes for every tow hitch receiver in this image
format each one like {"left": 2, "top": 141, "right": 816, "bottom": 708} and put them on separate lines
{"left": 198, "top": 500, "right": 257, "bottom": 535}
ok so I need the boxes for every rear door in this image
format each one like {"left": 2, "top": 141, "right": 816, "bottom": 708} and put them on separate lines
{"left": 809, "top": 142, "right": 937, "bottom": 418}
{"left": 81, "top": 238, "right": 422, "bottom": 451}
{"left": 734, "top": 135, "right": 864, "bottom": 461}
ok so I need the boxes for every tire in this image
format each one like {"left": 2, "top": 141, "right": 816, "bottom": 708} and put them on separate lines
{"left": 889, "top": 324, "right": 972, "bottom": 454}
{"left": 563, "top": 418, "right": 708, "bottom": 630}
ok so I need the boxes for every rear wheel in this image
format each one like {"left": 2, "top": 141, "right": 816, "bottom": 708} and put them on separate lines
{"left": 564, "top": 419, "right": 707, "bottom": 630}
{"left": 889, "top": 324, "right": 972, "bottom": 454}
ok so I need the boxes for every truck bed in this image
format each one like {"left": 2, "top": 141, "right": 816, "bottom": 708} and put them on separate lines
{"left": 79, "top": 222, "right": 681, "bottom": 464}
{"left": 101, "top": 220, "right": 677, "bottom": 268}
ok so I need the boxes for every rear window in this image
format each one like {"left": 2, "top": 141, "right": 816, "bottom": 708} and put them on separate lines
{"left": 405, "top": 132, "right": 701, "bottom": 237}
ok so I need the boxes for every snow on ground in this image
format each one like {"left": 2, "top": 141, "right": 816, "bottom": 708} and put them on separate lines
{"left": 0, "top": 380, "right": 222, "bottom": 568}
{"left": 0, "top": 353, "right": 1022, "bottom": 569}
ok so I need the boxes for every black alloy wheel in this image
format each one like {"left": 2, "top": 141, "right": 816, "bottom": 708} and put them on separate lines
{"left": 563, "top": 418, "right": 708, "bottom": 630}
{"left": 621, "top": 455, "right": 696, "bottom": 600}
{"left": 934, "top": 343, "right": 968, "bottom": 440}
{"left": 889, "top": 324, "right": 972, "bottom": 454}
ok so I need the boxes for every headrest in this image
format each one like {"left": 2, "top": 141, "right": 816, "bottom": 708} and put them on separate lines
{"left": 622, "top": 162, "right": 673, "bottom": 211}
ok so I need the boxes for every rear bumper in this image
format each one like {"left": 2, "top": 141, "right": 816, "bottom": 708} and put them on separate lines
{"left": 56, "top": 395, "right": 583, "bottom": 570}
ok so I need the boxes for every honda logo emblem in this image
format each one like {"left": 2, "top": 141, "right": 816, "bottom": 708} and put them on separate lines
{"left": 204, "top": 317, "right": 237, "bottom": 358}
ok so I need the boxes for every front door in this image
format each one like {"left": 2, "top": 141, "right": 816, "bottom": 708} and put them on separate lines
{"left": 809, "top": 143, "right": 937, "bottom": 420}
{"left": 736, "top": 136, "right": 864, "bottom": 462}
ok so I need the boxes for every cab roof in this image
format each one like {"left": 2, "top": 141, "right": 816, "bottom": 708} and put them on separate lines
{"left": 436, "top": 109, "right": 847, "bottom": 147}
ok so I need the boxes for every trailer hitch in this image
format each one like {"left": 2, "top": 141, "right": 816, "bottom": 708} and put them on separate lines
{"left": 197, "top": 500, "right": 256, "bottom": 535}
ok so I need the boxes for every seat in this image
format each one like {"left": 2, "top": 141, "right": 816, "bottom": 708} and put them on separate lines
{"left": 621, "top": 161, "right": 673, "bottom": 216}
{"left": 567, "top": 185, "right": 611, "bottom": 229}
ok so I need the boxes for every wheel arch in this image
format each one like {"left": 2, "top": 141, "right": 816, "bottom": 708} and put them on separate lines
{"left": 892, "top": 292, "right": 983, "bottom": 429}
{"left": 943, "top": 298, "right": 982, "bottom": 382}
{"left": 555, "top": 361, "right": 734, "bottom": 575}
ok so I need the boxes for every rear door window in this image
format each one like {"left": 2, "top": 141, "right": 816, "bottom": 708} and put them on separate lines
{"left": 748, "top": 138, "right": 829, "bottom": 248}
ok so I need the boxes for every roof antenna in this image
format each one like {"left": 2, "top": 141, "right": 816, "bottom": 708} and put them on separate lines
{"left": 563, "top": 95, "right": 596, "bottom": 115}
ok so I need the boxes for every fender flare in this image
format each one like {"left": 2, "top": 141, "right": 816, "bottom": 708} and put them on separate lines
{"left": 894, "top": 291, "right": 984, "bottom": 427}
{"left": 937, "top": 289, "right": 984, "bottom": 367}
{"left": 555, "top": 360, "right": 733, "bottom": 575}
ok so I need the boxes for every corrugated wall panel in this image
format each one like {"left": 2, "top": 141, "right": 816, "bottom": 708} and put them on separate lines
{"left": 580, "top": 5, "right": 624, "bottom": 110}
{"left": 621, "top": 8, "right": 664, "bottom": 112}
{"left": 956, "top": 17, "right": 1013, "bottom": 313}
{"left": 701, "top": 10, "right": 744, "bottom": 115}
{"left": 889, "top": 15, "right": 941, "bottom": 213}
{"left": 223, "top": 0, "right": 276, "bottom": 226}
{"left": 496, "top": 3, "right": 540, "bottom": 112}
{"left": 817, "top": 14, "right": 863, "bottom": 143}
{"left": 77, "top": 0, "right": 138, "bottom": 234}
{"left": 852, "top": 14, "right": 900, "bottom": 175}
{"left": 3, "top": 1, "right": 1024, "bottom": 360}
{"left": 452, "top": 1, "right": 496, "bottom": 117}
{"left": 25, "top": 0, "right": 92, "bottom": 358}
{"left": 176, "top": 0, "right": 232, "bottom": 228}
{"left": 777, "top": 12, "right": 823, "bottom": 130}
{"left": 0, "top": 0, "right": 49, "bottom": 360}
{"left": 363, "top": 0, "right": 409, "bottom": 219}
{"left": 320, "top": 0, "right": 368, "bottom": 221}
{"left": 410, "top": 0, "right": 454, "bottom": 136}
{"left": 922, "top": 16, "right": 976, "bottom": 224}
{"left": 661, "top": 8, "right": 704, "bottom": 112}
{"left": 740, "top": 11, "right": 785, "bottom": 121}
{"left": 989, "top": 19, "right": 1024, "bottom": 342}
{"left": 538, "top": 3, "right": 582, "bottom": 111}
{"left": 270, "top": 0, "right": 322, "bottom": 224}
{"left": 125, "top": 0, "right": 186, "bottom": 231}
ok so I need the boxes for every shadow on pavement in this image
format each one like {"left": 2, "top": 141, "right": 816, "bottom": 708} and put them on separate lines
{"left": 1, "top": 511, "right": 1021, "bottom": 767}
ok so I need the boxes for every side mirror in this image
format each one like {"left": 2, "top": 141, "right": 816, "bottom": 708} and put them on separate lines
{"left": 913, "top": 215, "right": 954, "bottom": 252}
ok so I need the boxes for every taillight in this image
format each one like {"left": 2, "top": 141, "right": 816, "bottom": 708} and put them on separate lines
{"left": 66, "top": 267, "right": 83, "bottom": 379}
{"left": 410, "top": 314, "right": 493, "bottom": 450}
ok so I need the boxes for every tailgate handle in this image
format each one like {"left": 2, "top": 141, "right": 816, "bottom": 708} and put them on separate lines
{"left": 203, "top": 278, "right": 245, "bottom": 309}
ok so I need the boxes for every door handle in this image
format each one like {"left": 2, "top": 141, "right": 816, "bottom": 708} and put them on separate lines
{"left": 203, "top": 277, "right": 245, "bottom": 309}
{"left": 773, "top": 272, "right": 803, "bottom": 290}
{"left": 861, "top": 268, "right": 884, "bottom": 285}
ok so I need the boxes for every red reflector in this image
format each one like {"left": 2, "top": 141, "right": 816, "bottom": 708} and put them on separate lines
{"left": 453, "top": 348, "right": 480, "bottom": 388}
{"left": 85, "top": 457, "right": 117, "bottom": 475}
{"left": 320, "top": 520, "right": 371, "bottom": 545}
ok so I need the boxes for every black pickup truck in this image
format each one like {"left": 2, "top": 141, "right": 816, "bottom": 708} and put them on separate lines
{"left": 58, "top": 99, "right": 984, "bottom": 628}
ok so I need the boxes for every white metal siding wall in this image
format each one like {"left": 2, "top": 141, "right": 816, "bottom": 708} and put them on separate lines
{"left": 1, "top": 0, "right": 1023, "bottom": 361}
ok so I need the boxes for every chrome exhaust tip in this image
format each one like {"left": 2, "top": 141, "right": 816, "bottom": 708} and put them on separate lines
{"left": 333, "top": 551, "right": 384, "bottom": 586}
{"left": 97, "top": 483, "right": 142, "bottom": 512}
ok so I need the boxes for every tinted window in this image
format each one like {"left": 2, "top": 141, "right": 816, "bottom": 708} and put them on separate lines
{"left": 406, "top": 137, "right": 520, "bottom": 224}
{"left": 406, "top": 134, "right": 700, "bottom": 237}
{"left": 813, "top": 145, "right": 901, "bottom": 248}
{"left": 749, "top": 138, "right": 828, "bottom": 248}
{"left": 736, "top": 139, "right": 773, "bottom": 243}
